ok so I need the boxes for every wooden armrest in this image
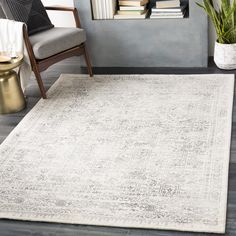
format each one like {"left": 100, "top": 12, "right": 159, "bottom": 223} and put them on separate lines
{"left": 45, "top": 5, "right": 81, "bottom": 28}
{"left": 45, "top": 6, "right": 76, "bottom": 12}
{"left": 23, "top": 24, "right": 37, "bottom": 67}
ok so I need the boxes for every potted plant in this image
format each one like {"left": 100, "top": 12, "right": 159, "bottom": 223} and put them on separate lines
{"left": 197, "top": 0, "right": 236, "bottom": 70}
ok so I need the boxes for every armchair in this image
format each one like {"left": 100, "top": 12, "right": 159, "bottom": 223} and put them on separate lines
{"left": 23, "top": 6, "right": 93, "bottom": 99}
{"left": 0, "top": 4, "right": 93, "bottom": 99}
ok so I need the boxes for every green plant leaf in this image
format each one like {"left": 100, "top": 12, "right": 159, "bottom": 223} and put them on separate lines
{"left": 196, "top": 0, "right": 236, "bottom": 44}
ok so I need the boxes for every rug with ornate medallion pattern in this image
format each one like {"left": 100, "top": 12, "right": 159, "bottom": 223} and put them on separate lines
{"left": 0, "top": 74, "right": 234, "bottom": 233}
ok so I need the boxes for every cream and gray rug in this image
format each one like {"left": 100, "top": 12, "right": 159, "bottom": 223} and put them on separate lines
{"left": 0, "top": 74, "right": 234, "bottom": 234}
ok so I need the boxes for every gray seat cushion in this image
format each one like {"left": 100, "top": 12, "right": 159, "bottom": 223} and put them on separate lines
{"left": 29, "top": 27, "right": 86, "bottom": 59}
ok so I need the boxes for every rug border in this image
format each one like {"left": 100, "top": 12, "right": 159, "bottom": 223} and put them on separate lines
{"left": 0, "top": 74, "right": 234, "bottom": 234}
{"left": 0, "top": 213, "right": 227, "bottom": 234}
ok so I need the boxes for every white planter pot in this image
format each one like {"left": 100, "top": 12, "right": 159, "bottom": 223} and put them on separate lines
{"left": 214, "top": 41, "right": 236, "bottom": 70}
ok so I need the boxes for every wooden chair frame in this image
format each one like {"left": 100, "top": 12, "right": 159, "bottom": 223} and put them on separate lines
{"left": 23, "top": 6, "right": 93, "bottom": 99}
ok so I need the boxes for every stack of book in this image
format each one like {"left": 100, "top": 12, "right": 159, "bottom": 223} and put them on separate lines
{"left": 150, "top": 0, "right": 187, "bottom": 19}
{"left": 91, "top": 0, "right": 117, "bottom": 19}
{"left": 114, "top": 0, "right": 149, "bottom": 19}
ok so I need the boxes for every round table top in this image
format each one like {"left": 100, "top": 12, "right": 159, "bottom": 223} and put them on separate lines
{"left": 0, "top": 52, "right": 23, "bottom": 72}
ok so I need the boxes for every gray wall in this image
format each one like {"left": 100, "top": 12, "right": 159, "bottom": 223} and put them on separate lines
{"left": 74, "top": 1, "right": 208, "bottom": 67}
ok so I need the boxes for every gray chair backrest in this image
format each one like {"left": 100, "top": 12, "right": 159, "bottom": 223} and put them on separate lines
{"left": 0, "top": 6, "right": 6, "bottom": 18}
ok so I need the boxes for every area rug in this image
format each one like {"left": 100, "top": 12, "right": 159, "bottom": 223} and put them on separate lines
{"left": 0, "top": 74, "right": 234, "bottom": 234}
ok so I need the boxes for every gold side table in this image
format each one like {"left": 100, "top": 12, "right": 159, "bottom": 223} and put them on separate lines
{"left": 0, "top": 53, "right": 26, "bottom": 114}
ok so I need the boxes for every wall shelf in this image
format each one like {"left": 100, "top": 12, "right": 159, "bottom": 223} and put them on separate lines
{"left": 74, "top": 0, "right": 208, "bottom": 68}
{"left": 91, "top": 17, "right": 189, "bottom": 21}
{"left": 90, "top": 0, "right": 189, "bottom": 21}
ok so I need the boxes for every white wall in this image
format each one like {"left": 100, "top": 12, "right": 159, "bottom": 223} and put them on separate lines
{"left": 42, "top": 0, "right": 218, "bottom": 56}
{"left": 41, "top": 0, "right": 75, "bottom": 27}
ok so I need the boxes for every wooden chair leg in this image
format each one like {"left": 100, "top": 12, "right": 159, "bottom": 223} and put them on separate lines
{"left": 33, "top": 68, "right": 47, "bottom": 99}
{"left": 83, "top": 44, "right": 93, "bottom": 77}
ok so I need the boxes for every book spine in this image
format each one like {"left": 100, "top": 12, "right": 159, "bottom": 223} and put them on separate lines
{"left": 108, "top": 0, "right": 113, "bottom": 19}
{"left": 101, "top": 0, "right": 107, "bottom": 19}
{"left": 106, "top": 0, "right": 109, "bottom": 19}
{"left": 112, "top": 0, "right": 117, "bottom": 19}
{"left": 91, "top": 0, "right": 97, "bottom": 19}
{"left": 111, "top": 0, "right": 114, "bottom": 19}
{"left": 111, "top": 0, "right": 115, "bottom": 19}
{"left": 96, "top": 0, "right": 102, "bottom": 19}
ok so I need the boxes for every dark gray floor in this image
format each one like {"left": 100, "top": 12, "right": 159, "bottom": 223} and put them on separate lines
{"left": 0, "top": 57, "right": 235, "bottom": 236}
